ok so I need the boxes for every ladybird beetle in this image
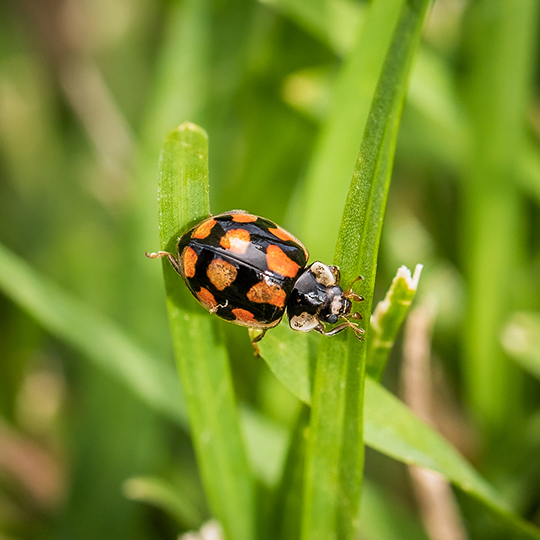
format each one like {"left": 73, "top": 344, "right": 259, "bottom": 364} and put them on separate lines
{"left": 146, "top": 210, "right": 363, "bottom": 346}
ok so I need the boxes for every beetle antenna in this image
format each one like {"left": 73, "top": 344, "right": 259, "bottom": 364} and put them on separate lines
{"left": 343, "top": 275, "right": 363, "bottom": 303}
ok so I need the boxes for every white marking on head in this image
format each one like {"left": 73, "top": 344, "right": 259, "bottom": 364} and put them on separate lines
{"left": 330, "top": 295, "right": 343, "bottom": 316}
{"left": 310, "top": 262, "right": 336, "bottom": 287}
{"left": 289, "top": 312, "right": 319, "bottom": 332}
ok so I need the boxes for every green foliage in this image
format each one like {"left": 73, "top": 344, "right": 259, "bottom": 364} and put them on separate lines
{"left": 367, "top": 264, "right": 423, "bottom": 379}
{"left": 157, "top": 124, "right": 256, "bottom": 540}
{"left": 0, "top": 0, "right": 540, "bottom": 539}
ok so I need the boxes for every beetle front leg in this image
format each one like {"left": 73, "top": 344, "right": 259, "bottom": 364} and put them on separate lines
{"left": 314, "top": 322, "right": 349, "bottom": 337}
{"left": 314, "top": 319, "right": 365, "bottom": 340}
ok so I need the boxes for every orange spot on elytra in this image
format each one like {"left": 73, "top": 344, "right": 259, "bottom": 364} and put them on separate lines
{"left": 207, "top": 258, "right": 238, "bottom": 291}
{"left": 232, "top": 214, "right": 258, "bottom": 223}
{"left": 232, "top": 308, "right": 256, "bottom": 323}
{"left": 247, "top": 280, "right": 286, "bottom": 308}
{"left": 268, "top": 228, "right": 308, "bottom": 260}
{"left": 182, "top": 246, "right": 198, "bottom": 278}
{"left": 197, "top": 287, "right": 217, "bottom": 310}
{"left": 220, "top": 229, "right": 251, "bottom": 254}
{"left": 268, "top": 227, "right": 295, "bottom": 243}
{"left": 266, "top": 245, "right": 300, "bottom": 278}
{"left": 192, "top": 219, "right": 216, "bottom": 239}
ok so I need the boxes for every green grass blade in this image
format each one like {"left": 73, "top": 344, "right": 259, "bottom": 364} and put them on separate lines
{"left": 460, "top": 0, "right": 538, "bottom": 435}
{"left": 0, "top": 242, "right": 187, "bottom": 427}
{"left": 295, "top": 0, "right": 405, "bottom": 264}
{"left": 360, "top": 480, "right": 429, "bottom": 540}
{"left": 265, "top": 0, "right": 364, "bottom": 56}
{"left": 364, "top": 377, "right": 502, "bottom": 506}
{"left": 367, "top": 264, "right": 423, "bottom": 379}
{"left": 278, "top": 0, "right": 540, "bottom": 214}
{"left": 123, "top": 476, "right": 204, "bottom": 529}
{"left": 502, "top": 312, "right": 540, "bottom": 381}
{"left": 157, "top": 122, "right": 256, "bottom": 540}
{"left": 365, "top": 378, "right": 540, "bottom": 540}
{"left": 157, "top": 122, "right": 210, "bottom": 247}
{"left": 269, "top": 405, "right": 310, "bottom": 540}
{"left": 258, "top": 329, "right": 540, "bottom": 538}
{"left": 300, "top": 2, "right": 429, "bottom": 539}
{"left": 302, "top": 336, "right": 362, "bottom": 540}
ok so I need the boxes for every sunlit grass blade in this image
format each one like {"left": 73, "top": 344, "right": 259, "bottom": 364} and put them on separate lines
{"left": 157, "top": 122, "right": 256, "bottom": 540}
{"left": 300, "top": 1, "right": 430, "bottom": 539}
{"left": 501, "top": 312, "right": 540, "bottom": 381}
{"left": 367, "top": 264, "right": 423, "bottom": 379}
{"left": 123, "top": 476, "right": 205, "bottom": 529}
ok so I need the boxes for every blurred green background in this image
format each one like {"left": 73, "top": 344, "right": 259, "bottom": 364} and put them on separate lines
{"left": 1, "top": 0, "right": 539, "bottom": 538}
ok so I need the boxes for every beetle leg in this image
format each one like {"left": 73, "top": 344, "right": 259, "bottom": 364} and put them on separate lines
{"left": 314, "top": 322, "right": 348, "bottom": 336}
{"left": 314, "top": 318, "right": 365, "bottom": 340}
{"left": 341, "top": 315, "right": 365, "bottom": 339}
{"left": 249, "top": 328, "right": 268, "bottom": 357}
{"left": 145, "top": 250, "right": 183, "bottom": 276}
{"left": 209, "top": 300, "right": 229, "bottom": 314}
{"left": 251, "top": 328, "right": 268, "bottom": 343}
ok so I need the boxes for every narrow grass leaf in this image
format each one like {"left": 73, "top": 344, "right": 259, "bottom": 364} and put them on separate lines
{"left": 123, "top": 476, "right": 204, "bottom": 529}
{"left": 265, "top": 0, "right": 364, "bottom": 56}
{"left": 301, "top": 2, "right": 429, "bottom": 539}
{"left": 157, "top": 122, "right": 256, "bottom": 540}
{"left": 295, "top": 0, "right": 405, "bottom": 263}
{"left": 269, "top": 406, "right": 310, "bottom": 540}
{"left": 258, "top": 331, "right": 540, "bottom": 538}
{"left": 501, "top": 312, "right": 540, "bottom": 381}
{"left": 360, "top": 480, "right": 430, "bottom": 540}
{"left": 367, "top": 264, "right": 423, "bottom": 379}
{"left": 460, "top": 0, "right": 538, "bottom": 434}
{"left": 365, "top": 378, "right": 540, "bottom": 540}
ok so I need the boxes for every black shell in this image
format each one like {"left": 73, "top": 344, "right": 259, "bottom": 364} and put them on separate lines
{"left": 176, "top": 212, "right": 309, "bottom": 328}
